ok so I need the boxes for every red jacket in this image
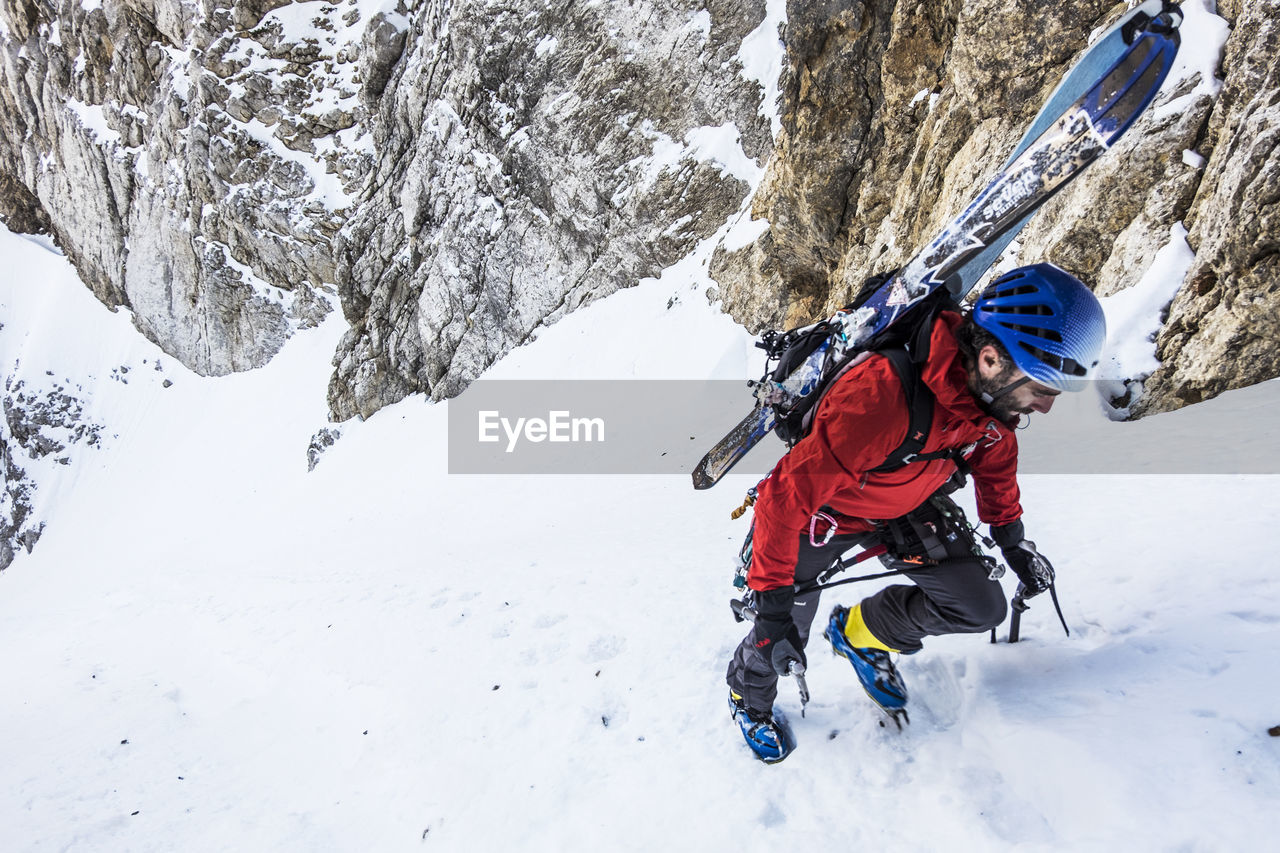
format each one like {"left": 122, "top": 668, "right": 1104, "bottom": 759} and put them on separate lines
{"left": 747, "top": 312, "right": 1023, "bottom": 591}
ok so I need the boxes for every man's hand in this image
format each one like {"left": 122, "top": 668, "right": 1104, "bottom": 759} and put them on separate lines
{"left": 755, "top": 616, "right": 806, "bottom": 677}
{"left": 752, "top": 587, "right": 806, "bottom": 677}
{"left": 1003, "top": 540, "right": 1055, "bottom": 596}
{"left": 992, "top": 520, "right": 1055, "bottom": 598}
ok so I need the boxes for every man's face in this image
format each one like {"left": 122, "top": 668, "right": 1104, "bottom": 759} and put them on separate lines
{"left": 973, "top": 345, "right": 1061, "bottom": 421}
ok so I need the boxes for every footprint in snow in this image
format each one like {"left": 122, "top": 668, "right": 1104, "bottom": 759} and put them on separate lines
{"left": 1229, "top": 610, "right": 1280, "bottom": 625}
{"left": 759, "top": 799, "right": 786, "bottom": 828}
{"left": 533, "top": 613, "right": 568, "bottom": 629}
{"left": 909, "top": 656, "right": 966, "bottom": 730}
{"left": 583, "top": 634, "right": 625, "bottom": 663}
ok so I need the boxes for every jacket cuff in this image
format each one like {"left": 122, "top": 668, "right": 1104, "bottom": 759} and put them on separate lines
{"left": 754, "top": 586, "right": 795, "bottom": 619}
{"left": 991, "top": 519, "right": 1026, "bottom": 550}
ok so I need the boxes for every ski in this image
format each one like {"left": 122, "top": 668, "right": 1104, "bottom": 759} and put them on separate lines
{"left": 691, "top": 1, "right": 1183, "bottom": 490}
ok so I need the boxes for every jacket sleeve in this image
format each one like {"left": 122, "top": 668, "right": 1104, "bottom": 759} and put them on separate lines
{"left": 746, "top": 359, "right": 909, "bottom": 591}
{"left": 968, "top": 421, "right": 1023, "bottom": 527}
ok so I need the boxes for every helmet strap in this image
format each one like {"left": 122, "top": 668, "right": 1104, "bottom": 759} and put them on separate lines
{"left": 980, "top": 375, "right": 1032, "bottom": 407}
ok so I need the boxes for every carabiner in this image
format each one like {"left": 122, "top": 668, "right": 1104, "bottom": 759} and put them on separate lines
{"left": 809, "top": 511, "right": 838, "bottom": 547}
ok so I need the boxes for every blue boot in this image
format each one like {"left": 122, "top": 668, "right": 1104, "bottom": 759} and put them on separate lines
{"left": 729, "top": 693, "right": 795, "bottom": 763}
{"left": 824, "top": 605, "right": 909, "bottom": 724}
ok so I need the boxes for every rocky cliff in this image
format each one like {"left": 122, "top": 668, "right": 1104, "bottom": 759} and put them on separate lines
{"left": 0, "top": 0, "right": 372, "bottom": 375}
{"left": 326, "top": 0, "right": 774, "bottom": 418}
{"left": 2, "top": 0, "right": 1278, "bottom": 420}
{"left": 0, "top": 0, "right": 776, "bottom": 423}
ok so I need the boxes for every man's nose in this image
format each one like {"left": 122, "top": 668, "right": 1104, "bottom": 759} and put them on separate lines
{"left": 1031, "top": 395, "right": 1055, "bottom": 414}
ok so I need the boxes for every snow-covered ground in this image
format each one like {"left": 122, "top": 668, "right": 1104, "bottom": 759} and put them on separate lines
{"left": 2, "top": 222, "right": 1279, "bottom": 852}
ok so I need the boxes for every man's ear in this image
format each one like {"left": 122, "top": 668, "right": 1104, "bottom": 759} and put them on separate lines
{"left": 978, "top": 344, "right": 1002, "bottom": 376}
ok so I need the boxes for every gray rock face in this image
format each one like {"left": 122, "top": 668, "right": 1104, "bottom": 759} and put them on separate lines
{"left": 3, "top": 0, "right": 775, "bottom": 421}
{"left": 0, "top": 0, "right": 383, "bottom": 374}
{"left": 327, "top": 0, "right": 772, "bottom": 418}
{"left": 1, "top": 374, "right": 103, "bottom": 570}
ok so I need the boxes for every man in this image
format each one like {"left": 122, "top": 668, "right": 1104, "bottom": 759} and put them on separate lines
{"left": 727, "top": 263, "right": 1107, "bottom": 763}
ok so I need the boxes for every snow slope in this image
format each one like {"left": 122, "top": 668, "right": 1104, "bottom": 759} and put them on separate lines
{"left": 2, "top": 223, "right": 1279, "bottom": 852}
{"left": 2, "top": 4, "right": 1277, "bottom": 846}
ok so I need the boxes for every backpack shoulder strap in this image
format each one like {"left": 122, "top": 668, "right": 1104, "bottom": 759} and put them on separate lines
{"left": 869, "top": 348, "right": 934, "bottom": 473}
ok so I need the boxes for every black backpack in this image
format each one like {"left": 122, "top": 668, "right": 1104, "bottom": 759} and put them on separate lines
{"left": 759, "top": 284, "right": 962, "bottom": 472}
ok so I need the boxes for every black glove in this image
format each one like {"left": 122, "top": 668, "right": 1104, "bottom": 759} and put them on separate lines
{"left": 752, "top": 587, "right": 806, "bottom": 677}
{"left": 992, "top": 520, "right": 1055, "bottom": 597}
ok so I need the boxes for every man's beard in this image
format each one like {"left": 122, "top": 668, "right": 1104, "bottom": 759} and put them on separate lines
{"left": 977, "top": 366, "right": 1030, "bottom": 422}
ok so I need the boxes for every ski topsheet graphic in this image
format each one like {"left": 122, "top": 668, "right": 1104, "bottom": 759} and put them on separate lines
{"left": 692, "top": 1, "right": 1183, "bottom": 490}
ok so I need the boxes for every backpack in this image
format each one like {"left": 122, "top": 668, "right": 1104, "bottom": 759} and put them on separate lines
{"left": 757, "top": 283, "right": 962, "bottom": 472}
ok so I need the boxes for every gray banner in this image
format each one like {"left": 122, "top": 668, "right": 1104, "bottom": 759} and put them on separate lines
{"left": 446, "top": 378, "right": 1280, "bottom": 476}
{"left": 448, "top": 380, "right": 772, "bottom": 476}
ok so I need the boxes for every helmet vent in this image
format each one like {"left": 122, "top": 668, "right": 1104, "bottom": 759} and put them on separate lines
{"left": 1002, "top": 322, "right": 1063, "bottom": 343}
{"left": 985, "top": 303, "right": 1053, "bottom": 316}
{"left": 1019, "top": 342, "right": 1088, "bottom": 377}
{"left": 991, "top": 283, "right": 1040, "bottom": 298}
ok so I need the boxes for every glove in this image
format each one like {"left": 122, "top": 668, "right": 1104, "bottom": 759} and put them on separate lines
{"left": 751, "top": 586, "right": 806, "bottom": 677}
{"left": 992, "top": 520, "right": 1055, "bottom": 598}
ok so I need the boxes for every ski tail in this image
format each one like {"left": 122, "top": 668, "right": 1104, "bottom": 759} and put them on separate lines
{"left": 957, "top": 3, "right": 1183, "bottom": 290}
{"left": 898, "top": 4, "right": 1184, "bottom": 304}
{"left": 691, "top": 404, "right": 773, "bottom": 490}
{"left": 1003, "top": 0, "right": 1182, "bottom": 169}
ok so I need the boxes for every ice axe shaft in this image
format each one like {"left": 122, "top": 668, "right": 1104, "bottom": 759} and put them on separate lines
{"left": 1009, "top": 584, "right": 1029, "bottom": 643}
{"left": 993, "top": 581, "right": 1070, "bottom": 643}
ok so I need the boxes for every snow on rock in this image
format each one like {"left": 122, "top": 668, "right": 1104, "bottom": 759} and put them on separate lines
{"left": 1097, "top": 222, "right": 1195, "bottom": 417}
{"left": 737, "top": 0, "right": 787, "bottom": 140}
{"left": 1151, "top": 0, "right": 1229, "bottom": 122}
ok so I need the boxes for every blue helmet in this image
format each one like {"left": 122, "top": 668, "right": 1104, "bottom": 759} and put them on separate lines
{"left": 972, "top": 263, "right": 1107, "bottom": 391}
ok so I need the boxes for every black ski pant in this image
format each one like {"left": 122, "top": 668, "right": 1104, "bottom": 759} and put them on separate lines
{"left": 725, "top": 521, "right": 1006, "bottom": 714}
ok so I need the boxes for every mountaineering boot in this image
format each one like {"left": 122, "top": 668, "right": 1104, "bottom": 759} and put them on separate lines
{"left": 728, "top": 692, "right": 795, "bottom": 763}
{"left": 824, "top": 604, "right": 910, "bottom": 727}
